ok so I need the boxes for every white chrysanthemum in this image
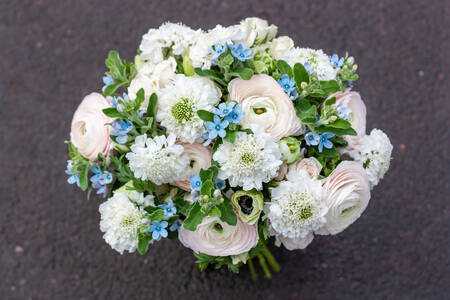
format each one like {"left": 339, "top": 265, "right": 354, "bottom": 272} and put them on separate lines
{"left": 139, "top": 22, "right": 202, "bottom": 63}
{"left": 156, "top": 74, "right": 221, "bottom": 143}
{"left": 265, "top": 169, "right": 327, "bottom": 239}
{"left": 126, "top": 133, "right": 189, "bottom": 185}
{"left": 128, "top": 190, "right": 155, "bottom": 207}
{"left": 349, "top": 129, "right": 393, "bottom": 187}
{"left": 189, "top": 24, "right": 244, "bottom": 69}
{"left": 99, "top": 192, "right": 144, "bottom": 254}
{"left": 281, "top": 47, "right": 337, "bottom": 81}
{"left": 213, "top": 125, "right": 282, "bottom": 191}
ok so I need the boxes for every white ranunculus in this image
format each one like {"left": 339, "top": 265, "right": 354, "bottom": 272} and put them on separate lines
{"left": 70, "top": 93, "right": 114, "bottom": 161}
{"left": 316, "top": 161, "right": 371, "bottom": 235}
{"left": 127, "top": 57, "right": 177, "bottom": 102}
{"left": 349, "top": 129, "right": 393, "bottom": 187}
{"left": 173, "top": 143, "right": 212, "bottom": 191}
{"left": 228, "top": 74, "right": 304, "bottom": 141}
{"left": 268, "top": 36, "right": 294, "bottom": 60}
{"left": 178, "top": 216, "right": 258, "bottom": 256}
{"left": 239, "top": 17, "right": 277, "bottom": 46}
{"left": 329, "top": 91, "right": 367, "bottom": 151}
{"left": 289, "top": 157, "right": 323, "bottom": 180}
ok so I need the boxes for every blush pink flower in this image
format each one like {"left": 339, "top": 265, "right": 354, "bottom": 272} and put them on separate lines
{"left": 70, "top": 93, "right": 114, "bottom": 161}
{"left": 228, "top": 74, "right": 304, "bottom": 141}
{"left": 178, "top": 216, "right": 258, "bottom": 256}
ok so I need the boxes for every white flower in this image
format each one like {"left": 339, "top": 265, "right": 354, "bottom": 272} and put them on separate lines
{"left": 231, "top": 252, "right": 249, "bottom": 265}
{"left": 270, "top": 225, "right": 314, "bottom": 250}
{"left": 126, "top": 134, "right": 189, "bottom": 185}
{"left": 139, "top": 22, "right": 201, "bottom": 64}
{"left": 128, "top": 57, "right": 177, "bottom": 102}
{"left": 281, "top": 47, "right": 337, "bottom": 81}
{"left": 156, "top": 74, "right": 221, "bottom": 143}
{"left": 99, "top": 192, "right": 144, "bottom": 254}
{"left": 213, "top": 125, "right": 282, "bottom": 191}
{"left": 239, "top": 17, "right": 277, "bottom": 46}
{"left": 189, "top": 24, "right": 244, "bottom": 69}
{"left": 128, "top": 190, "right": 155, "bottom": 207}
{"left": 349, "top": 129, "right": 393, "bottom": 187}
{"left": 316, "top": 161, "right": 371, "bottom": 235}
{"left": 289, "top": 157, "right": 323, "bottom": 180}
{"left": 178, "top": 216, "right": 258, "bottom": 256}
{"left": 265, "top": 169, "right": 326, "bottom": 239}
{"left": 268, "top": 36, "right": 294, "bottom": 60}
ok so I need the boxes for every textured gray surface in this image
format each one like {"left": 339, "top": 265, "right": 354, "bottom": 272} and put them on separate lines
{"left": 1, "top": 0, "right": 449, "bottom": 299}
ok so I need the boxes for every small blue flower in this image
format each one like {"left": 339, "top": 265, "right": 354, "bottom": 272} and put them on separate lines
{"left": 277, "top": 74, "right": 298, "bottom": 100}
{"left": 213, "top": 102, "right": 236, "bottom": 118}
{"left": 148, "top": 221, "right": 168, "bottom": 241}
{"left": 225, "top": 104, "right": 245, "bottom": 124}
{"left": 304, "top": 62, "right": 314, "bottom": 73}
{"left": 190, "top": 174, "right": 202, "bottom": 191}
{"left": 330, "top": 54, "right": 344, "bottom": 68}
{"left": 214, "top": 178, "right": 226, "bottom": 190}
{"left": 305, "top": 131, "right": 320, "bottom": 146}
{"left": 111, "top": 93, "right": 130, "bottom": 112}
{"left": 65, "top": 160, "right": 80, "bottom": 187}
{"left": 229, "top": 43, "right": 253, "bottom": 61}
{"left": 201, "top": 132, "right": 213, "bottom": 147}
{"left": 158, "top": 199, "right": 177, "bottom": 217}
{"left": 205, "top": 115, "right": 229, "bottom": 139}
{"left": 210, "top": 43, "right": 227, "bottom": 61}
{"left": 90, "top": 167, "right": 113, "bottom": 195}
{"left": 110, "top": 119, "right": 133, "bottom": 144}
{"left": 318, "top": 132, "right": 335, "bottom": 152}
{"left": 336, "top": 104, "right": 350, "bottom": 120}
{"left": 102, "top": 74, "right": 114, "bottom": 92}
{"left": 169, "top": 219, "right": 183, "bottom": 232}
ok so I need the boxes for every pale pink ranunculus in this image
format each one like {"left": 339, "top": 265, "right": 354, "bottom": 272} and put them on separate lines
{"left": 70, "top": 93, "right": 114, "bottom": 161}
{"left": 316, "top": 161, "right": 371, "bottom": 235}
{"left": 173, "top": 143, "right": 212, "bottom": 191}
{"left": 289, "top": 157, "right": 323, "bottom": 180}
{"left": 178, "top": 216, "right": 259, "bottom": 256}
{"left": 228, "top": 74, "right": 304, "bottom": 141}
{"left": 329, "top": 91, "right": 367, "bottom": 151}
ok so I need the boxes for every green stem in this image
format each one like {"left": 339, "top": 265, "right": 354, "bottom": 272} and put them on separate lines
{"left": 248, "top": 258, "right": 257, "bottom": 282}
{"left": 260, "top": 242, "right": 281, "bottom": 273}
{"left": 257, "top": 254, "right": 272, "bottom": 279}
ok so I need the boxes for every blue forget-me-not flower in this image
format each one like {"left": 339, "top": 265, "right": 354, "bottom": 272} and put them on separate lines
{"left": 277, "top": 74, "right": 299, "bottom": 100}
{"left": 229, "top": 44, "right": 253, "bottom": 61}
{"left": 110, "top": 119, "right": 133, "bottom": 144}
{"left": 102, "top": 74, "right": 114, "bottom": 92}
{"left": 65, "top": 160, "right": 80, "bottom": 187}
{"left": 148, "top": 221, "right": 168, "bottom": 241}
{"left": 318, "top": 132, "right": 335, "bottom": 152}
{"left": 159, "top": 199, "right": 177, "bottom": 217}
{"left": 90, "top": 167, "right": 113, "bottom": 195}
{"left": 205, "top": 115, "right": 229, "bottom": 139}
{"left": 225, "top": 104, "right": 245, "bottom": 124}
{"left": 330, "top": 54, "right": 344, "bottom": 68}
{"left": 214, "top": 102, "right": 236, "bottom": 118}
{"left": 190, "top": 174, "right": 202, "bottom": 191}
{"left": 169, "top": 219, "right": 183, "bottom": 232}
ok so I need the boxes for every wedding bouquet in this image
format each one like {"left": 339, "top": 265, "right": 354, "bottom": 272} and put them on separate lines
{"left": 66, "top": 17, "right": 393, "bottom": 279}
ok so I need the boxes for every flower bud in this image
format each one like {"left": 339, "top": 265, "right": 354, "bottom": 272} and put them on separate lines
{"left": 352, "top": 64, "right": 358, "bottom": 71}
{"left": 300, "top": 82, "right": 308, "bottom": 89}
{"left": 279, "top": 137, "right": 302, "bottom": 164}
{"left": 231, "top": 190, "right": 264, "bottom": 225}
{"left": 347, "top": 56, "right": 354, "bottom": 65}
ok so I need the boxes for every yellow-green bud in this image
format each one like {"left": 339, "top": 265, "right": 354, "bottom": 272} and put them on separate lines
{"left": 301, "top": 82, "right": 308, "bottom": 89}
{"left": 279, "top": 136, "right": 302, "bottom": 164}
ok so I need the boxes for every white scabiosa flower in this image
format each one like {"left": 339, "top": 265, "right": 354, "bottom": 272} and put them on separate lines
{"left": 139, "top": 22, "right": 202, "bottom": 64}
{"left": 99, "top": 192, "right": 144, "bottom": 254}
{"left": 126, "top": 134, "right": 189, "bottom": 185}
{"left": 156, "top": 74, "right": 221, "bottom": 143}
{"left": 189, "top": 24, "right": 244, "bottom": 69}
{"left": 213, "top": 125, "right": 282, "bottom": 191}
{"left": 265, "top": 169, "right": 327, "bottom": 239}
{"left": 349, "top": 128, "right": 393, "bottom": 187}
{"left": 281, "top": 47, "right": 337, "bottom": 81}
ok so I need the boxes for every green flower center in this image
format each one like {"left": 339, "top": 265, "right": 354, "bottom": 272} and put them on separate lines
{"left": 172, "top": 98, "right": 194, "bottom": 123}
{"left": 300, "top": 205, "right": 313, "bottom": 220}
{"left": 240, "top": 152, "right": 255, "bottom": 165}
{"left": 212, "top": 222, "right": 223, "bottom": 233}
{"left": 341, "top": 206, "right": 355, "bottom": 217}
{"left": 120, "top": 216, "right": 135, "bottom": 228}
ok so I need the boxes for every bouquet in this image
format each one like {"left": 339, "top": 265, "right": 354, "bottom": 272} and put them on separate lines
{"left": 66, "top": 17, "right": 393, "bottom": 279}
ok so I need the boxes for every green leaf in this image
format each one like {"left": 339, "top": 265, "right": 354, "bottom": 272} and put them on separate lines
{"left": 194, "top": 68, "right": 226, "bottom": 86}
{"left": 217, "top": 196, "right": 237, "bottom": 226}
{"left": 200, "top": 179, "right": 214, "bottom": 197}
{"left": 324, "top": 97, "right": 336, "bottom": 106}
{"left": 293, "top": 63, "right": 309, "bottom": 89}
{"left": 149, "top": 209, "right": 165, "bottom": 222}
{"left": 212, "top": 137, "right": 223, "bottom": 154}
{"left": 295, "top": 101, "right": 317, "bottom": 124}
{"left": 223, "top": 130, "right": 236, "bottom": 143}
{"left": 199, "top": 168, "right": 213, "bottom": 183}
{"left": 103, "top": 81, "right": 126, "bottom": 96}
{"left": 183, "top": 202, "right": 207, "bottom": 231}
{"left": 147, "top": 93, "right": 158, "bottom": 117}
{"left": 134, "top": 88, "right": 146, "bottom": 110}
{"left": 138, "top": 234, "right": 151, "bottom": 255}
{"left": 317, "top": 147, "right": 339, "bottom": 158}
{"left": 105, "top": 51, "right": 124, "bottom": 79}
{"left": 197, "top": 110, "right": 214, "bottom": 122}
{"left": 144, "top": 206, "right": 159, "bottom": 215}
{"left": 79, "top": 165, "right": 89, "bottom": 191}
{"left": 208, "top": 206, "right": 221, "bottom": 218}
{"left": 327, "top": 119, "right": 351, "bottom": 129}
{"left": 102, "top": 107, "right": 125, "bottom": 119}
{"left": 276, "top": 60, "right": 293, "bottom": 77}
{"left": 173, "top": 198, "right": 191, "bottom": 217}
{"left": 316, "top": 126, "right": 357, "bottom": 136}
{"left": 233, "top": 67, "right": 253, "bottom": 80}
{"left": 320, "top": 80, "right": 340, "bottom": 94}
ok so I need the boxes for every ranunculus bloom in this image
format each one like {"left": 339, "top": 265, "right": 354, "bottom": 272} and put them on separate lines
{"left": 329, "top": 91, "right": 367, "bottom": 151}
{"left": 289, "top": 157, "right": 322, "bottom": 179}
{"left": 228, "top": 74, "right": 304, "bottom": 141}
{"left": 178, "top": 216, "right": 258, "bottom": 256}
{"left": 70, "top": 93, "right": 113, "bottom": 161}
{"left": 239, "top": 17, "right": 277, "bottom": 46}
{"left": 173, "top": 143, "right": 211, "bottom": 191}
{"left": 316, "top": 161, "right": 371, "bottom": 235}
{"left": 268, "top": 36, "right": 294, "bottom": 60}
{"left": 128, "top": 57, "right": 177, "bottom": 103}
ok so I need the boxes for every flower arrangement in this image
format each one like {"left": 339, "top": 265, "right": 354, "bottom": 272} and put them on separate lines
{"left": 66, "top": 17, "right": 393, "bottom": 279}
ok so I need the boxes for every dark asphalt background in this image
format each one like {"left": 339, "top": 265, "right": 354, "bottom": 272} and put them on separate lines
{"left": 1, "top": 0, "right": 449, "bottom": 299}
